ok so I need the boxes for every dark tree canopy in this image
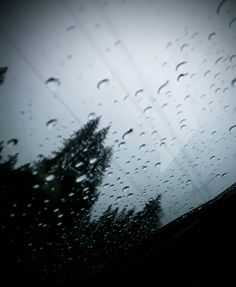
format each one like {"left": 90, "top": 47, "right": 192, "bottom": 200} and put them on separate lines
{"left": 0, "top": 117, "right": 162, "bottom": 284}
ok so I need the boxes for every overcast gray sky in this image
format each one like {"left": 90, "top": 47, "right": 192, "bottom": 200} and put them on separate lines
{"left": 0, "top": 0, "right": 236, "bottom": 224}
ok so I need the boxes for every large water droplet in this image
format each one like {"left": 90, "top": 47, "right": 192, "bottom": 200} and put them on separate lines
{"left": 46, "top": 174, "right": 55, "bottom": 182}
{"left": 231, "top": 78, "right": 236, "bottom": 87}
{"left": 76, "top": 174, "right": 87, "bottom": 183}
{"left": 216, "top": 0, "right": 226, "bottom": 14}
{"left": 122, "top": 128, "right": 133, "bottom": 140}
{"left": 97, "top": 78, "right": 109, "bottom": 90}
{"left": 7, "top": 138, "right": 18, "bottom": 147}
{"left": 46, "top": 119, "right": 58, "bottom": 129}
{"left": 229, "top": 125, "right": 236, "bottom": 133}
{"left": 45, "top": 77, "right": 60, "bottom": 91}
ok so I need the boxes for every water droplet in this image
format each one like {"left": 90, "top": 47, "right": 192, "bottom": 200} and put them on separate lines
{"left": 160, "top": 142, "right": 166, "bottom": 148}
{"left": 46, "top": 119, "right": 58, "bottom": 129}
{"left": 177, "top": 73, "right": 188, "bottom": 81}
{"left": 229, "top": 17, "right": 236, "bottom": 28}
{"left": 139, "top": 144, "right": 146, "bottom": 150}
{"left": 135, "top": 89, "right": 144, "bottom": 98}
{"left": 0, "top": 66, "right": 8, "bottom": 85}
{"left": 230, "top": 55, "right": 236, "bottom": 62}
{"left": 210, "top": 155, "right": 215, "bottom": 160}
{"left": 76, "top": 174, "right": 87, "bottom": 183}
{"left": 97, "top": 78, "right": 109, "bottom": 90}
{"left": 45, "top": 77, "right": 60, "bottom": 91}
{"left": 180, "top": 43, "right": 188, "bottom": 51}
{"left": 161, "top": 103, "right": 168, "bottom": 109}
{"left": 180, "top": 124, "right": 187, "bottom": 130}
{"left": 155, "top": 162, "right": 161, "bottom": 167}
{"left": 88, "top": 112, "right": 96, "bottom": 121}
{"left": 231, "top": 78, "right": 236, "bottom": 87}
{"left": 216, "top": 0, "right": 226, "bottom": 14}
{"left": 143, "top": 106, "right": 152, "bottom": 114}
{"left": 122, "top": 186, "right": 130, "bottom": 192}
{"left": 127, "top": 193, "right": 134, "bottom": 198}
{"left": 176, "top": 61, "right": 187, "bottom": 71}
{"left": 46, "top": 174, "right": 55, "bottom": 182}
{"left": 115, "top": 40, "right": 122, "bottom": 46}
{"left": 215, "top": 57, "right": 223, "bottom": 65}
{"left": 208, "top": 32, "right": 216, "bottom": 41}
{"left": 222, "top": 172, "right": 228, "bottom": 177}
{"left": 224, "top": 105, "right": 229, "bottom": 110}
{"left": 89, "top": 158, "right": 97, "bottom": 164}
{"left": 122, "top": 128, "right": 133, "bottom": 140}
{"left": 229, "top": 125, "right": 236, "bottom": 133}
{"left": 118, "top": 141, "right": 125, "bottom": 148}
{"left": 7, "top": 138, "right": 18, "bottom": 147}
{"left": 67, "top": 25, "right": 75, "bottom": 31}
{"left": 180, "top": 119, "right": 186, "bottom": 124}
{"left": 158, "top": 80, "right": 169, "bottom": 94}
{"left": 75, "top": 162, "right": 84, "bottom": 168}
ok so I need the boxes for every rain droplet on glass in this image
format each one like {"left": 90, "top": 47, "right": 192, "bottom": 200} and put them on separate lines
{"left": 229, "top": 125, "right": 236, "bottom": 133}
{"left": 7, "top": 138, "right": 18, "bottom": 147}
{"left": 45, "top": 77, "right": 60, "bottom": 91}
{"left": 88, "top": 112, "right": 96, "bottom": 121}
{"left": 231, "top": 78, "right": 236, "bottom": 87}
{"left": 122, "top": 186, "right": 130, "bottom": 192}
{"left": 143, "top": 106, "right": 152, "bottom": 114}
{"left": 46, "top": 119, "right": 58, "bottom": 129}
{"left": 76, "top": 174, "right": 87, "bottom": 183}
{"left": 46, "top": 174, "right": 55, "bottom": 182}
{"left": 122, "top": 128, "right": 133, "bottom": 140}
{"left": 97, "top": 78, "right": 109, "bottom": 90}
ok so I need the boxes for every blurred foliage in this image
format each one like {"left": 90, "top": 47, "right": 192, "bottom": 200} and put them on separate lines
{"left": 1, "top": 117, "right": 162, "bottom": 284}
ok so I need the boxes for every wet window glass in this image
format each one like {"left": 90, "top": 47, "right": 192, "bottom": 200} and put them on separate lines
{"left": 1, "top": 0, "right": 236, "bottom": 284}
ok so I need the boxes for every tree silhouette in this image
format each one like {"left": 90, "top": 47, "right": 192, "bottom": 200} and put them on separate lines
{"left": 1, "top": 117, "right": 162, "bottom": 284}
